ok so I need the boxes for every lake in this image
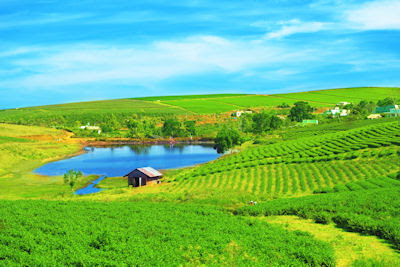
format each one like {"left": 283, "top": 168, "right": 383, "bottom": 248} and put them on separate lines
{"left": 34, "top": 144, "right": 221, "bottom": 177}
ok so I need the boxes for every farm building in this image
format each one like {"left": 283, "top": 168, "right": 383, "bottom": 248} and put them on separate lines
{"left": 231, "top": 110, "right": 253, "bottom": 117}
{"left": 337, "top": 101, "right": 351, "bottom": 106}
{"left": 323, "top": 107, "right": 350, "bottom": 117}
{"left": 388, "top": 108, "right": 400, "bottom": 117}
{"left": 374, "top": 105, "right": 398, "bottom": 114}
{"left": 374, "top": 105, "right": 400, "bottom": 118}
{"left": 367, "top": 114, "right": 382, "bottom": 119}
{"left": 124, "top": 167, "right": 162, "bottom": 187}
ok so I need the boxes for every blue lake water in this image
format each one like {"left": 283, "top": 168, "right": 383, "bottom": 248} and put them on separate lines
{"left": 34, "top": 144, "right": 221, "bottom": 177}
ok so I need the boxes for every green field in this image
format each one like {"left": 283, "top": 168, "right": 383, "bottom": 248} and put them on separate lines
{"left": 0, "top": 88, "right": 398, "bottom": 124}
{"left": 0, "top": 201, "right": 334, "bottom": 266}
{"left": 0, "top": 87, "right": 400, "bottom": 265}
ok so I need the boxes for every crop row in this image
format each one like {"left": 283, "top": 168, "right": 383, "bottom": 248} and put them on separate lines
{"left": 173, "top": 157, "right": 398, "bottom": 197}
{"left": 0, "top": 200, "right": 334, "bottom": 266}
{"left": 180, "top": 122, "right": 400, "bottom": 178}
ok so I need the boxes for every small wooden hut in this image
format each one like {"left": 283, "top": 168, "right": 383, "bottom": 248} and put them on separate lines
{"left": 124, "top": 167, "right": 162, "bottom": 187}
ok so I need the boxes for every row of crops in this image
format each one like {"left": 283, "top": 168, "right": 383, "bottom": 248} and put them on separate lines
{"left": 0, "top": 201, "right": 334, "bottom": 266}
{"left": 175, "top": 121, "right": 399, "bottom": 180}
{"left": 173, "top": 157, "right": 398, "bottom": 197}
{"left": 171, "top": 121, "right": 399, "bottom": 197}
{"left": 234, "top": 187, "right": 400, "bottom": 250}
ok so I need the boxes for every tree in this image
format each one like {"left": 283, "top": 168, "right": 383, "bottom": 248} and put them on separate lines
{"left": 184, "top": 120, "right": 197, "bottom": 136}
{"left": 162, "top": 118, "right": 184, "bottom": 137}
{"left": 377, "top": 97, "right": 396, "bottom": 107}
{"left": 214, "top": 127, "right": 242, "bottom": 153}
{"left": 289, "top": 101, "right": 314, "bottom": 122}
{"left": 252, "top": 112, "right": 271, "bottom": 133}
{"left": 64, "top": 169, "right": 82, "bottom": 190}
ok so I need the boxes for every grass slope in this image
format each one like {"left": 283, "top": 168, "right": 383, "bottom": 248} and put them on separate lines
{"left": 263, "top": 215, "right": 400, "bottom": 266}
{"left": 0, "top": 88, "right": 398, "bottom": 121}
{"left": 0, "top": 123, "right": 81, "bottom": 199}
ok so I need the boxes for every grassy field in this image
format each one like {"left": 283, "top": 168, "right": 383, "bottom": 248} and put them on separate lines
{"left": 0, "top": 88, "right": 399, "bottom": 265}
{"left": 142, "top": 87, "right": 400, "bottom": 113}
{"left": 0, "top": 88, "right": 398, "bottom": 123}
{"left": 0, "top": 123, "right": 84, "bottom": 199}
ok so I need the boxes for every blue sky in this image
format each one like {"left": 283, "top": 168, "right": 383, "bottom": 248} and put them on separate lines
{"left": 1, "top": 0, "right": 400, "bottom": 108}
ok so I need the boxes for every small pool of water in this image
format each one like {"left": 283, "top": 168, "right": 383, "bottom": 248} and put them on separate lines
{"left": 34, "top": 144, "right": 221, "bottom": 177}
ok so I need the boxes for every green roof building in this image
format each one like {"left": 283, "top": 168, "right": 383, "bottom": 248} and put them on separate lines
{"left": 374, "top": 105, "right": 397, "bottom": 114}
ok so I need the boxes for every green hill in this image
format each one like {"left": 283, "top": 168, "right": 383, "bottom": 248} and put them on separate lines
{"left": 1, "top": 87, "right": 398, "bottom": 119}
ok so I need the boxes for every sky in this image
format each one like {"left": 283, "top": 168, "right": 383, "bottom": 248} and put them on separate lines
{"left": 0, "top": 0, "right": 400, "bottom": 108}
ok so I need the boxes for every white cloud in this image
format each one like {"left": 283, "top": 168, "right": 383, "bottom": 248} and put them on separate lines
{"left": 265, "top": 20, "right": 327, "bottom": 39}
{"left": 345, "top": 0, "right": 400, "bottom": 30}
{"left": 6, "top": 35, "right": 314, "bottom": 89}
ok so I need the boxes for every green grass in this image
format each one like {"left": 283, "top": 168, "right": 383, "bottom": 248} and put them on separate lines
{"left": 0, "top": 124, "right": 81, "bottom": 199}
{"left": 0, "top": 200, "right": 335, "bottom": 266}
{"left": 263, "top": 215, "right": 400, "bottom": 266}
{"left": 275, "top": 87, "right": 400, "bottom": 104}
{"left": 134, "top": 93, "right": 247, "bottom": 101}
{"left": 162, "top": 99, "right": 241, "bottom": 113}
{"left": 142, "top": 87, "right": 400, "bottom": 114}
{"left": 235, "top": 187, "right": 400, "bottom": 250}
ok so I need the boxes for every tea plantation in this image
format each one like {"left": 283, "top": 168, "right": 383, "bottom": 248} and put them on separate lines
{"left": 171, "top": 121, "right": 399, "bottom": 198}
{"left": 0, "top": 201, "right": 334, "bottom": 266}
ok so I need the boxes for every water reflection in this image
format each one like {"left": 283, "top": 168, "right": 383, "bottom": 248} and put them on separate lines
{"left": 34, "top": 144, "right": 220, "bottom": 177}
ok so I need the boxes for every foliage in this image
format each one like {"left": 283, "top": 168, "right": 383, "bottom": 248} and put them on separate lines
{"left": 377, "top": 97, "right": 396, "bottom": 107}
{"left": 0, "top": 201, "right": 334, "bottom": 266}
{"left": 235, "top": 188, "right": 400, "bottom": 250}
{"left": 63, "top": 169, "right": 83, "bottom": 190}
{"left": 162, "top": 118, "right": 184, "bottom": 137}
{"left": 289, "top": 101, "right": 314, "bottom": 122}
{"left": 351, "top": 100, "right": 376, "bottom": 116}
{"left": 277, "top": 102, "right": 290, "bottom": 108}
{"left": 184, "top": 120, "right": 197, "bottom": 136}
{"left": 252, "top": 112, "right": 282, "bottom": 133}
{"left": 214, "top": 127, "right": 243, "bottom": 153}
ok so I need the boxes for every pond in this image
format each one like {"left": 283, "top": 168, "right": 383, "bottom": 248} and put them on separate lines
{"left": 34, "top": 144, "right": 221, "bottom": 177}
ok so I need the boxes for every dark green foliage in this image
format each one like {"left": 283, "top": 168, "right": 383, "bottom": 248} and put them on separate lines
{"left": 0, "top": 201, "right": 334, "bottom": 266}
{"left": 214, "top": 127, "right": 243, "bottom": 153}
{"left": 235, "top": 188, "right": 400, "bottom": 249}
{"left": 289, "top": 101, "right": 314, "bottom": 122}
{"left": 162, "top": 118, "right": 184, "bottom": 137}
{"left": 377, "top": 97, "right": 396, "bottom": 107}
{"left": 277, "top": 102, "right": 290, "bottom": 108}
{"left": 352, "top": 100, "right": 376, "bottom": 116}
{"left": 184, "top": 120, "right": 197, "bottom": 136}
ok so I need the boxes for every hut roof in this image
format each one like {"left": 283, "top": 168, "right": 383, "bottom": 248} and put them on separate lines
{"left": 138, "top": 167, "right": 162, "bottom": 177}
{"left": 124, "top": 167, "right": 162, "bottom": 178}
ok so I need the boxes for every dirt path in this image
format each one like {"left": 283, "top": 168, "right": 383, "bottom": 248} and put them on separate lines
{"left": 260, "top": 215, "right": 400, "bottom": 266}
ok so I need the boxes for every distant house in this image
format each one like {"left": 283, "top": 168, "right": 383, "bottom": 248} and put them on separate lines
{"left": 232, "top": 110, "right": 253, "bottom": 117}
{"left": 367, "top": 114, "right": 382, "bottom": 120}
{"left": 323, "top": 107, "right": 350, "bottom": 117}
{"left": 302, "top": 119, "right": 318, "bottom": 125}
{"left": 387, "top": 108, "right": 400, "bottom": 117}
{"left": 124, "top": 167, "right": 162, "bottom": 187}
{"left": 374, "top": 105, "right": 399, "bottom": 114}
{"left": 374, "top": 105, "right": 400, "bottom": 118}
{"left": 79, "top": 125, "right": 101, "bottom": 134}
{"left": 337, "top": 101, "right": 351, "bottom": 106}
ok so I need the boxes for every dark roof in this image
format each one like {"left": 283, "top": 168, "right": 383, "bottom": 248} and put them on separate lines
{"left": 124, "top": 167, "right": 162, "bottom": 177}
